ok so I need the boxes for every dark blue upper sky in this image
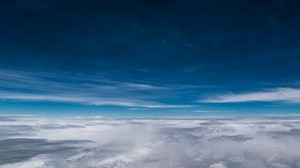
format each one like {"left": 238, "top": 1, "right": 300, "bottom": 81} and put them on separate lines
{"left": 1, "top": 0, "right": 300, "bottom": 117}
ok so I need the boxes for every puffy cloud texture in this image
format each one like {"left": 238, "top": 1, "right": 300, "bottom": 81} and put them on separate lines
{"left": 0, "top": 116, "right": 300, "bottom": 168}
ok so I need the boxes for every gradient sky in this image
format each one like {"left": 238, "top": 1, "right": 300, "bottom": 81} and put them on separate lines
{"left": 0, "top": 0, "right": 300, "bottom": 117}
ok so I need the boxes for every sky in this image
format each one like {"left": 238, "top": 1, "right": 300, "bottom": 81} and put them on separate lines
{"left": 0, "top": 0, "right": 300, "bottom": 117}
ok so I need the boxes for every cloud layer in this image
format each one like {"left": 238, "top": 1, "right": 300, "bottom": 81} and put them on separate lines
{"left": 0, "top": 69, "right": 190, "bottom": 108}
{"left": 0, "top": 115, "right": 300, "bottom": 168}
{"left": 200, "top": 87, "right": 300, "bottom": 103}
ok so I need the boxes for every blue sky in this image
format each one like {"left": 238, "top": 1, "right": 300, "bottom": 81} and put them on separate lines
{"left": 0, "top": 0, "right": 300, "bottom": 117}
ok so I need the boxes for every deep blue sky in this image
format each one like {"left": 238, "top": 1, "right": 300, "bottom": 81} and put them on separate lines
{"left": 1, "top": 0, "right": 300, "bottom": 117}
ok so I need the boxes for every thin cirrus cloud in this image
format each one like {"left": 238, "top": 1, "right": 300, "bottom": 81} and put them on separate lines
{"left": 0, "top": 69, "right": 191, "bottom": 108}
{"left": 200, "top": 88, "right": 300, "bottom": 103}
{"left": 0, "top": 92, "right": 190, "bottom": 108}
{"left": 193, "top": 110, "right": 232, "bottom": 113}
{"left": 0, "top": 69, "right": 166, "bottom": 92}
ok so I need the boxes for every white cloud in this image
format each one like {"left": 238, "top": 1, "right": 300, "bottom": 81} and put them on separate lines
{"left": 0, "top": 69, "right": 190, "bottom": 108}
{"left": 122, "top": 83, "right": 166, "bottom": 90}
{"left": 209, "top": 163, "right": 227, "bottom": 168}
{"left": 1, "top": 116, "right": 300, "bottom": 168}
{"left": 0, "top": 92, "right": 190, "bottom": 108}
{"left": 193, "top": 110, "right": 231, "bottom": 113}
{"left": 200, "top": 87, "right": 300, "bottom": 103}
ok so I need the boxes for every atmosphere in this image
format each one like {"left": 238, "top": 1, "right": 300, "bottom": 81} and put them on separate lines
{"left": 1, "top": 1, "right": 300, "bottom": 168}
{"left": 1, "top": 0, "right": 300, "bottom": 116}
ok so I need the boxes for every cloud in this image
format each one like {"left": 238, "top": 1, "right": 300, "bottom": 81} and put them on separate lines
{"left": 199, "top": 87, "right": 300, "bottom": 103}
{"left": 122, "top": 83, "right": 166, "bottom": 90}
{"left": 1, "top": 116, "right": 300, "bottom": 168}
{"left": 193, "top": 110, "right": 232, "bottom": 113}
{"left": 209, "top": 163, "right": 227, "bottom": 168}
{"left": 0, "top": 138, "right": 82, "bottom": 165}
{"left": 0, "top": 92, "right": 189, "bottom": 108}
{"left": 0, "top": 69, "right": 190, "bottom": 108}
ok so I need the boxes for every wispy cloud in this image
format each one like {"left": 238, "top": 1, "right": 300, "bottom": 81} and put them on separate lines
{"left": 0, "top": 69, "right": 191, "bottom": 108}
{"left": 0, "top": 92, "right": 190, "bottom": 108}
{"left": 199, "top": 88, "right": 300, "bottom": 103}
{"left": 121, "top": 83, "right": 166, "bottom": 90}
{"left": 193, "top": 110, "right": 230, "bottom": 113}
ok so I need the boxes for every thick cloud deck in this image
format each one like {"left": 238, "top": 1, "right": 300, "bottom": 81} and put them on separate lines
{"left": 0, "top": 116, "right": 300, "bottom": 168}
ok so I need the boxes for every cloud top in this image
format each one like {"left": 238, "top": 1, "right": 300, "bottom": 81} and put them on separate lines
{"left": 0, "top": 115, "right": 300, "bottom": 168}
